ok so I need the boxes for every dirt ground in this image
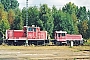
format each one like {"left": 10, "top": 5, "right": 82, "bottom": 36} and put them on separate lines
{"left": 0, "top": 46, "right": 90, "bottom": 60}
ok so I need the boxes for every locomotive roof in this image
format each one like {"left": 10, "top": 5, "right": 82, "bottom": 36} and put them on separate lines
{"left": 55, "top": 31, "right": 67, "bottom": 33}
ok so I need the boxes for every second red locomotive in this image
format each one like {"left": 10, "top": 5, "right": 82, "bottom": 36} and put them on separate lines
{"left": 54, "top": 31, "right": 83, "bottom": 45}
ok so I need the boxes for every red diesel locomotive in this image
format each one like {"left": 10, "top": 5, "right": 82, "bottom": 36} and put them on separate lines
{"left": 6, "top": 25, "right": 48, "bottom": 45}
{"left": 54, "top": 31, "right": 83, "bottom": 45}
{"left": 5, "top": 25, "right": 83, "bottom": 45}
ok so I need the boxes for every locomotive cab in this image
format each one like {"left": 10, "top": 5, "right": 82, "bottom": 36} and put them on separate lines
{"left": 55, "top": 31, "right": 67, "bottom": 41}
{"left": 54, "top": 31, "right": 67, "bottom": 45}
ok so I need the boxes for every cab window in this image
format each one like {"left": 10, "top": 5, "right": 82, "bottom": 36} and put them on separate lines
{"left": 62, "top": 33, "right": 65, "bottom": 36}
{"left": 34, "top": 28, "right": 36, "bottom": 32}
{"left": 58, "top": 33, "right": 61, "bottom": 37}
{"left": 28, "top": 28, "right": 33, "bottom": 31}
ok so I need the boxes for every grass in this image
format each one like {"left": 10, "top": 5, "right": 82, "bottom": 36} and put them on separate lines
{"left": 72, "top": 46, "right": 90, "bottom": 51}
{"left": 0, "top": 45, "right": 90, "bottom": 60}
{"left": 84, "top": 39, "right": 90, "bottom": 46}
{"left": 0, "top": 45, "right": 69, "bottom": 50}
{"left": 0, "top": 45, "right": 67, "bottom": 50}
{"left": 0, "top": 45, "right": 90, "bottom": 52}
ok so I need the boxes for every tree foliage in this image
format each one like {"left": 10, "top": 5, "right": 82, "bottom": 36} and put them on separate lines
{"left": 0, "top": 0, "right": 19, "bottom": 11}
{"left": 77, "top": 6, "right": 87, "bottom": 21}
{"left": 8, "top": 9, "right": 15, "bottom": 29}
{"left": 28, "top": 6, "right": 39, "bottom": 26}
{"left": 39, "top": 4, "right": 54, "bottom": 36}
{"left": 77, "top": 6, "right": 88, "bottom": 38}
{"left": 0, "top": 3, "right": 10, "bottom": 35}
{"left": 13, "top": 8, "right": 23, "bottom": 30}
{"left": 78, "top": 20, "right": 88, "bottom": 38}
{"left": 62, "top": 2, "right": 78, "bottom": 34}
{"left": 22, "top": 7, "right": 27, "bottom": 26}
{"left": 62, "top": 2, "right": 78, "bottom": 14}
{"left": 0, "top": 3, "right": 7, "bottom": 20}
{"left": 0, "top": 1, "right": 90, "bottom": 39}
{"left": 0, "top": 20, "right": 10, "bottom": 34}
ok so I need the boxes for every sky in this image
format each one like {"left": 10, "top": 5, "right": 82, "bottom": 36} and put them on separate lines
{"left": 17, "top": 0, "right": 90, "bottom": 10}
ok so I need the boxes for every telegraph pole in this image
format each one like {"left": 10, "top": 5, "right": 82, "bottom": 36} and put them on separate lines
{"left": 26, "top": 0, "right": 28, "bottom": 26}
{"left": 25, "top": 0, "right": 28, "bottom": 46}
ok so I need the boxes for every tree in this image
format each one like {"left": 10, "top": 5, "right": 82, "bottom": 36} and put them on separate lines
{"left": 22, "top": 7, "right": 27, "bottom": 26}
{"left": 77, "top": 6, "right": 87, "bottom": 21}
{"left": 71, "top": 13, "right": 79, "bottom": 34}
{"left": 62, "top": 2, "right": 79, "bottom": 34}
{"left": 58, "top": 11, "right": 74, "bottom": 34}
{"left": 0, "top": 3, "right": 8, "bottom": 20}
{"left": 0, "top": 19, "right": 10, "bottom": 34}
{"left": 2, "top": 11, "right": 8, "bottom": 20}
{"left": 0, "top": 0, "right": 19, "bottom": 11}
{"left": 62, "top": 2, "right": 78, "bottom": 14}
{"left": 13, "top": 8, "right": 23, "bottom": 30}
{"left": 0, "top": 3, "right": 4, "bottom": 20}
{"left": 8, "top": 9, "right": 15, "bottom": 29}
{"left": 28, "top": 6, "right": 39, "bottom": 26}
{"left": 13, "top": 16, "right": 23, "bottom": 30}
{"left": 39, "top": 4, "right": 54, "bottom": 36}
{"left": 86, "top": 10, "right": 90, "bottom": 38}
{"left": 77, "top": 6, "right": 88, "bottom": 38}
{"left": 78, "top": 20, "right": 88, "bottom": 38}
{"left": 52, "top": 6, "right": 58, "bottom": 32}
{"left": 52, "top": 5, "right": 75, "bottom": 34}
{"left": 0, "top": 3, "right": 10, "bottom": 36}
